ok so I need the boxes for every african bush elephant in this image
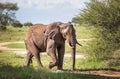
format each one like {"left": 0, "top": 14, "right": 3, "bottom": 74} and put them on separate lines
{"left": 24, "top": 22, "right": 81, "bottom": 70}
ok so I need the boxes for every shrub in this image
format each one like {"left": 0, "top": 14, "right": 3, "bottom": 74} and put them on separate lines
{"left": 0, "top": 24, "right": 6, "bottom": 30}
{"left": 103, "top": 59, "right": 120, "bottom": 66}
{"left": 12, "top": 20, "right": 23, "bottom": 28}
{"left": 24, "top": 22, "right": 33, "bottom": 26}
{"left": 73, "top": 0, "right": 120, "bottom": 59}
{"left": 86, "top": 26, "right": 120, "bottom": 59}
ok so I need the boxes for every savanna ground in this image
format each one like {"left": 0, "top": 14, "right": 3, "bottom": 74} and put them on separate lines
{"left": 0, "top": 26, "right": 120, "bottom": 79}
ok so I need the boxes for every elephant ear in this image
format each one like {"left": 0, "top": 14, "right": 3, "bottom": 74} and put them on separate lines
{"left": 48, "top": 30, "right": 57, "bottom": 39}
{"left": 45, "top": 28, "right": 59, "bottom": 40}
{"left": 45, "top": 22, "right": 62, "bottom": 40}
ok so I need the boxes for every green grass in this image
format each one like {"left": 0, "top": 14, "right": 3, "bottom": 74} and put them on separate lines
{"left": 1, "top": 65, "right": 118, "bottom": 79}
{"left": 0, "top": 26, "right": 29, "bottom": 42}
{"left": 0, "top": 51, "right": 119, "bottom": 79}
{"left": 5, "top": 43, "right": 26, "bottom": 49}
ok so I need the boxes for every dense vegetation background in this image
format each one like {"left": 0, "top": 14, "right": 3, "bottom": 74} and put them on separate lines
{"left": 73, "top": 0, "right": 120, "bottom": 62}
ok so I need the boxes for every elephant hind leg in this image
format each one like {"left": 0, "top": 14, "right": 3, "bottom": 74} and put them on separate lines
{"left": 34, "top": 53, "right": 43, "bottom": 68}
{"left": 25, "top": 40, "right": 43, "bottom": 68}
{"left": 25, "top": 50, "right": 33, "bottom": 67}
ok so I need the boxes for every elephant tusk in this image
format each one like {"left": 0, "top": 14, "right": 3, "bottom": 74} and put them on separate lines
{"left": 76, "top": 41, "right": 82, "bottom": 46}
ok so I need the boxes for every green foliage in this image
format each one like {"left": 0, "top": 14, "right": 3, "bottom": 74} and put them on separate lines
{"left": 73, "top": 0, "right": 120, "bottom": 60}
{"left": 0, "top": 2, "right": 18, "bottom": 30}
{"left": 75, "top": 26, "right": 94, "bottom": 39}
{"left": 86, "top": 26, "right": 120, "bottom": 59}
{"left": 24, "top": 22, "right": 33, "bottom": 26}
{"left": 73, "top": 0, "right": 120, "bottom": 28}
{"left": 12, "top": 20, "right": 23, "bottom": 28}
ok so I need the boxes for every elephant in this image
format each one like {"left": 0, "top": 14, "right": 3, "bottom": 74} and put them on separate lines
{"left": 24, "top": 22, "right": 81, "bottom": 70}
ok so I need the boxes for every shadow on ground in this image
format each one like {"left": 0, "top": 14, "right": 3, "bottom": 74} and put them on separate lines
{"left": 0, "top": 65, "right": 120, "bottom": 79}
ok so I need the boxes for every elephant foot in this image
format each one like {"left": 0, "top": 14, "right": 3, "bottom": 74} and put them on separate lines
{"left": 71, "top": 68, "right": 76, "bottom": 71}
{"left": 57, "top": 67, "right": 63, "bottom": 70}
{"left": 48, "top": 62, "right": 58, "bottom": 69}
{"left": 38, "top": 65, "right": 43, "bottom": 69}
{"left": 24, "top": 65, "right": 29, "bottom": 68}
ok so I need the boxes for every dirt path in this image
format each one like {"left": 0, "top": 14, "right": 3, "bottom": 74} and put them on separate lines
{"left": 76, "top": 70, "right": 120, "bottom": 77}
{"left": 0, "top": 42, "right": 24, "bottom": 51}
{"left": 0, "top": 42, "right": 26, "bottom": 54}
{"left": 0, "top": 42, "right": 85, "bottom": 58}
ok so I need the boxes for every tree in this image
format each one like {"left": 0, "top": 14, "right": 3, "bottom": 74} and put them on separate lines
{"left": 72, "top": 0, "right": 120, "bottom": 28}
{"left": 73, "top": 0, "right": 120, "bottom": 60}
{"left": 0, "top": 2, "right": 18, "bottom": 30}
{"left": 12, "top": 20, "right": 23, "bottom": 28}
{"left": 24, "top": 22, "right": 33, "bottom": 26}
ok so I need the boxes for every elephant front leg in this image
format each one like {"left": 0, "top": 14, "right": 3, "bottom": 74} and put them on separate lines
{"left": 57, "top": 45, "right": 65, "bottom": 70}
{"left": 47, "top": 50, "right": 58, "bottom": 69}
{"left": 47, "top": 39, "right": 58, "bottom": 69}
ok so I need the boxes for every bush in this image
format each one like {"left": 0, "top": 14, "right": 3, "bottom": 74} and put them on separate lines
{"left": 24, "top": 22, "right": 33, "bottom": 26}
{"left": 0, "top": 24, "right": 6, "bottom": 30}
{"left": 12, "top": 20, "right": 23, "bottom": 28}
{"left": 87, "top": 26, "right": 120, "bottom": 59}
{"left": 103, "top": 59, "right": 120, "bottom": 66}
{"left": 73, "top": 0, "right": 120, "bottom": 60}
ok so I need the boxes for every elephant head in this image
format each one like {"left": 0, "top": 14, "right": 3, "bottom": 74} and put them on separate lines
{"left": 59, "top": 22, "right": 81, "bottom": 70}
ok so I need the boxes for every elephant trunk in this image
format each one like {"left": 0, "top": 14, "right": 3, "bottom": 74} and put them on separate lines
{"left": 69, "top": 37, "right": 76, "bottom": 70}
{"left": 71, "top": 45, "right": 76, "bottom": 70}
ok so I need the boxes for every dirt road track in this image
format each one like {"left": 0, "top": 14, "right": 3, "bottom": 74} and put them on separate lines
{"left": 76, "top": 70, "right": 120, "bottom": 77}
{"left": 0, "top": 42, "right": 85, "bottom": 58}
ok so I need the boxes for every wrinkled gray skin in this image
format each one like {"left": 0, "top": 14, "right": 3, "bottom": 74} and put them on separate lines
{"left": 24, "top": 22, "right": 81, "bottom": 70}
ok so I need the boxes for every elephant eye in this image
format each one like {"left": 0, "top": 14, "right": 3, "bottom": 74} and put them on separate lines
{"left": 64, "top": 26, "right": 67, "bottom": 29}
{"left": 61, "top": 26, "right": 67, "bottom": 29}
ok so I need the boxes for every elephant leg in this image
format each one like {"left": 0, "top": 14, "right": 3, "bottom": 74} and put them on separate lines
{"left": 34, "top": 53, "right": 43, "bottom": 68}
{"left": 25, "top": 50, "right": 33, "bottom": 67}
{"left": 57, "top": 45, "right": 65, "bottom": 70}
{"left": 47, "top": 50, "right": 58, "bottom": 69}
{"left": 26, "top": 41, "right": 43, "bottom": 68}
{"left": 47, "top": 39, "right": 58, "bottom": 69}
